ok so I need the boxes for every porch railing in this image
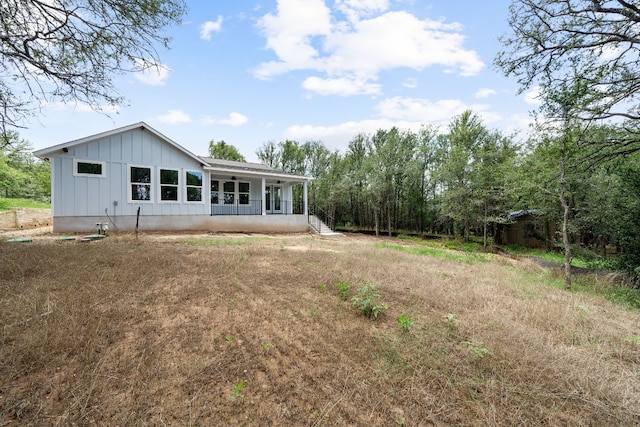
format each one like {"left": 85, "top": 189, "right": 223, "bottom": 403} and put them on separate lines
{"left": 308, "top": 204, "right": 335, "bottom": 233}
{"left": 210, "top": 199, "right": 305, "bottom": 215}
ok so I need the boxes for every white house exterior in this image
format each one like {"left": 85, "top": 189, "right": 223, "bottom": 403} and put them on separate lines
{"left": 33, "top": 122, "right": 312, "bottom": 233}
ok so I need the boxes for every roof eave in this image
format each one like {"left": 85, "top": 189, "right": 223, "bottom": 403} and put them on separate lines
{"left": 33, "top": 122, "right": 206, "bottom": 167}
{"left": 204, "top": 166, "right": 311, "bottom": 182}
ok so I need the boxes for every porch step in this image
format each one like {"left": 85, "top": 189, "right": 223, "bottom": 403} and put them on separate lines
{"left": 309, "top": 216, "right": 344, "bottom": 237}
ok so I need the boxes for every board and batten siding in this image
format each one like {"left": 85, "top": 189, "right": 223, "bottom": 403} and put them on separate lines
{"left": 51, "top": 128, "right": 208, "bottom": 218}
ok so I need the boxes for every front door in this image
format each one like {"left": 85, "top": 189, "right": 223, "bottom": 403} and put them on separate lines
{"left": 265, "top": 185, "right": 282, "bottom": 214}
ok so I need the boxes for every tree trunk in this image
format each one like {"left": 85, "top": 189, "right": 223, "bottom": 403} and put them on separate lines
{"left": 374, "top": 208, "right": 380, "bottom": 237}
{"left": 387, "top": 200, "right": 392, "bottom": 237}
{"left": 483, "top": 202, "right": 488, "bottom": 249}
{"left": 560, "top": 155, "right": 572, "bottom": 290}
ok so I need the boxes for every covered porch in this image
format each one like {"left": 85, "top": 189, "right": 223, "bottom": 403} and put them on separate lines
{"left": 204, "top": 158, "right": 309, "bottom": 217}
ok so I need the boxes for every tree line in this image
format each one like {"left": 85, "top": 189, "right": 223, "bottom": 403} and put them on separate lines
{"left": 252, "top": 110, "right": 640, "bottom": 282}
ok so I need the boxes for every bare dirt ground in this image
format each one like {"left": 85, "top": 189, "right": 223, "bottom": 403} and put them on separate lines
{"left": 1, "top": 228, "right": 639, "bottom": 426}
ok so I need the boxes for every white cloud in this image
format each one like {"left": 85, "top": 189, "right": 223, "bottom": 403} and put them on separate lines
{"left": 376, "top": 96, "right": 490, "bottom": 123}
{"left": 284, "top": 96, "right": 496, "bottom": 151}
{"left": 282, "top": 95, "right": 533, "bottom": 152}
{"left": 402, "top": 78, "right": 418, "bottom": 89}
{"left": 285, "top": 119, "right": 403, "bottom": 150}
{"left": 302, "top": 75, "right": 381, "bottom": 95}
{"left": 200, "top": 16, "right": 224, "bottom": 40}
{"left": 336, "top": 0, "right": 389, "bottom": 22}
{"left": 254, "top": 2, "right": 484, "bottom": 95}
{"left": 523, "top": 86, "right": 542, "bottom": 105}
{"left": 475, "top": 88, "right": 496, "bottom": 99}
{"left": 134, "top": 60, "right": 171, "bottom": 86}
{"left": 202, "top": 112, "right": 249, "bottom": 126}
{"left": 157, "top": 109, "right": 191, "bottom": 124}
{"left": 257, "top": 0, "right": 332, "bottom": 71}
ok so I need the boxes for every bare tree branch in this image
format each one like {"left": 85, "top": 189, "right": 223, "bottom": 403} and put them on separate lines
{"left": 0, "top": 0, "right": 186, "bottom": 140}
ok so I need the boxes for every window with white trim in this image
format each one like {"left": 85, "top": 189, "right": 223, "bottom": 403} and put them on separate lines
{"left": 74, "top": 159, "right": 105, "bottom": 177}
{"left": 130, "top": 165, "right": 152, "bottom": 201}
{"left": 159, "top": 168, "right": 179, "bottom": 202}
{"left": 185, "top": 170, "right": 203, "bottom": 202}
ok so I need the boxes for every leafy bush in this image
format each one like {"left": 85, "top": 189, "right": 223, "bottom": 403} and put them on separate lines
{"left": 335, "top": 280, "right": 350, "bottom": 300}
{"left": 397, "top": 313, "right": 413, "bottom": 331}
{"left": 351, "top": 282, "right": 388, "bottom": 319}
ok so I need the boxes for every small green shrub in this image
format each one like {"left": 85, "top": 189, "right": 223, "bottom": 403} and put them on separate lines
{"left": 444, "top": 313, "right": 457, "bottom": 324}
{"left": 462, "top": 341, "right": 493, "bottom": 359}
{"left": 397, "top": 313, "right": 413, "bottom": 332}
{"left": 335, "top": 280, "right": 350, "bottom": 300}
{"left": 351, "top": 282, "right": 388, "bottom": 319}
{"left": 230, "top": 379, "right": 246, "bottom": 399}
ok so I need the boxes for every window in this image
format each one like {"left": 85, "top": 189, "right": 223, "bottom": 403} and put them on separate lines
{"left": 185, "top": 171, "right": 203, "bottom": 202}
{"left": 211, "top": 180, "right": 219, "bottom": 204}
{"left": 73, "top": 159, "right": 105, "bottom": 177}
{"left": 223, "top": 181, "right": 235, "bottom": 204}
{"left": 159, "top": 168, "right": 179, "bottom": 202}
{"left": 239, "top": 182, "right": 250, "bottom": 205}
{"left": 130, "top": 166, "right": 152, "bottom": 201}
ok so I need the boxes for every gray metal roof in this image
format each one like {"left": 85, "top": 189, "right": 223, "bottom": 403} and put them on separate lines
{"left": 507, "top": 209, "right": 539, "bottom": 220}
{"left": 199, "top": 157, "right": 277, "bottom": 173}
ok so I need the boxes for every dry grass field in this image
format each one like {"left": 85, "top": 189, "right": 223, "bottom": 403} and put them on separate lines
{"left": 1, "top": 232, "right": 639, "bottom": 426}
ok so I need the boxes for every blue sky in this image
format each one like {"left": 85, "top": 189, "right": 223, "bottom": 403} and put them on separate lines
{"left": 23, "top": 0, "right": 540, "bottom": 162}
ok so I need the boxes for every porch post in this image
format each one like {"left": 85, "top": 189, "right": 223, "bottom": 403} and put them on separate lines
{"left": 261, "top": 178, "right": 266, "bottom": 215}
{"left": 303, "top": 181, "right": 308, "bottom": 215}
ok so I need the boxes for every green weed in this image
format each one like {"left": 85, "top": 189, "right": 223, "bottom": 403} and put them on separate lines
{"left": 397, "top": 313, "right": 413, "bottom": 332}
{"left": 230, "top": 379, "right": 246, "bottom": 399}
{"left": 352, "top": 282, "right": 388, "bottom": 319}
{"left": 444, "top": 313, "right": 458, "bottom": 327}
{"left": 627, "top": 335, "right": 640, "bottom": 345}
{"left": 462, "top": 341, "right": 493, "bottom": 359}
{"left": 335, "top": 280, "right": 350, "bottom": 300}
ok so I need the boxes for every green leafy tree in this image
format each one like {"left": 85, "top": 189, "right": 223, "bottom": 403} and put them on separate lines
{"left": 208, "top": 140, "right": 246, "bottom": 162}
{"left": 471, "top": 131, "right": 518, "bottom": 248}
{"left": 365, "top": 128, "right": 417, "bottom": 236}
{"left": 256, "top": 141, "right": 280, "bottom": 169}
{"left": 1, "top": 0, "right": 187, "bottom": 139}
{"left": 403, "top": 124, "right": 440, "bottom": 233}
{"left": 0, "top": 132, "right": 49, "bottom": 200}
{"left": 437, "top": 111, "right": 488, "bottom": 240}
{"left": 613, "top": 161, "right": 640, "bottom": 278}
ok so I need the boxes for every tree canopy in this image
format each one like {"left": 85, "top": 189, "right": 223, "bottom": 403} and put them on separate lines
{"left": 0, "top": 0, "right": 187, "bottom": 140}
{"left": 496, "top": 0, "right": 640, "bottom": 124}
{"left": 208, "top": 140, "right": 246, "bottom": 162}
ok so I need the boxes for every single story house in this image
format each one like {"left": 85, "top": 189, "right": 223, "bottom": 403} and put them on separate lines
{"left": 33, "top": 122, "right": 314, "bottom": 233}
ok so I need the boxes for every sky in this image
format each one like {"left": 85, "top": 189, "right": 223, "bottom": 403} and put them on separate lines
{"left": 21, "top": 0, "right": 541, "bottom": 162}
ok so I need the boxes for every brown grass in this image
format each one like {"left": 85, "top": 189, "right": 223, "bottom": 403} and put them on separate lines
{"left": 1, "top": 232, "right": 639, "bottom": 426}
